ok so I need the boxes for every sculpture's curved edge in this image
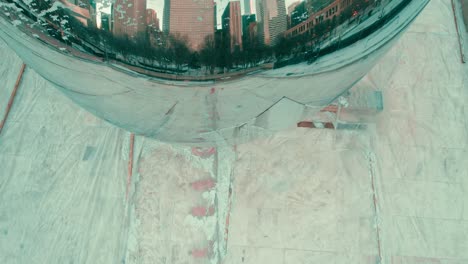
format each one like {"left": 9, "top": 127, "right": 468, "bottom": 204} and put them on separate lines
{"left": 0, "top": 0, "right": 430, "bottom": 145}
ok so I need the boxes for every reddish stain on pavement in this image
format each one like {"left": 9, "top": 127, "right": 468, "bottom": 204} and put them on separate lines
{"left": 320, "top": 105, "right": 339, "bottom": 113}
{"left": 191, "top": 206, "right": 215, "bottom": 217}
{"left": 191, "top": 179, "right": 216, "bottom": 191}
{"left": 191, "top": 248, "right": 209, "bottom": 258}
{"left": 191, "top": 147, "right": 216, "bottom": 157}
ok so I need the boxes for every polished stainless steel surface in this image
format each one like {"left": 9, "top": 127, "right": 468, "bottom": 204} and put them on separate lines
{"left": 0, "top": 0, "right": 430, "bottom": 144}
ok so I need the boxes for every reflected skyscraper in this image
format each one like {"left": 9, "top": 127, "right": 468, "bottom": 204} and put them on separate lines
{"left": 222, "top": 1, "right": 242, "bottom": 51}
{"left": 163, "top": 0, "right": 170, "bottom": 33}
{"left": 60, "top": 0, "right": 91, "bottom": 26}
{"left": 284, "top": 0, "right": 340, "bottom": 39}
{"left": 256, "top": 0, "right": 287, "bottom": 45}
{"left": 113, "top": 0, "right": 147, "bottom": 39}
{"left": 165, "top": 0, "right": 215, "bottom": 50}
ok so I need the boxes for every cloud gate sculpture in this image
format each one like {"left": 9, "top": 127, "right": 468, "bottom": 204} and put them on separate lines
{"left": 0, "top": 0, "right": 430, "bottom": 144}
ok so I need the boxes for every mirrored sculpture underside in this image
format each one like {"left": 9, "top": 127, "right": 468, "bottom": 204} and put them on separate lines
{"left": 0, "top": 0, "right": 429, "bottom": 144}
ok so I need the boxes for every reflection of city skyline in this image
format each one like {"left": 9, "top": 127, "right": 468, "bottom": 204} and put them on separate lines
{"left": 90, "top": 0, "right": 354, "bottom": 51}
{"left": 94, "top": 0, "right": 308, "bottom": 31}
{"left": 101, "top": 0, "right": 297, "bottom": 49}
{"left": 20, "top": 0, "right": 389, "bottom": 77}
{"left": 72, "top": 0, "right": 355, "bottom": 44}
{"left": 138, "top": 0, "right": 300, "bottom": 29}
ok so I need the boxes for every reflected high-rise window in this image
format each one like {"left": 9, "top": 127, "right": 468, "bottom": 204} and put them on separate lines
{"left": 113, "top": 0, "right": 146, "bottom": 39}
{"left": 256, "top": 0, "right": 287, "bottom": 45}
{"left": 165, "top": 0, "right": 215, "bottom": 50}
{"left": 222, "top": 1, "right": 242, "bottom": 51}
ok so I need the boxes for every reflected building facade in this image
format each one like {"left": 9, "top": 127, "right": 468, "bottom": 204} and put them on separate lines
{"left": 164, "top": 0, "right": 215, "bottom": 50}
{"left": 112, "top": 0, "right": 147, "bottom": 39}
{"left": 163, "top": 0, "right": 170, "bottom": 33}
{"left": 285, "top": 0, "right": 341, "bottom": 39}
{"left": 256, "top": 0, "right": 287, "bottom": 45}
{"left": 248, "top": 21, "right": 258, "bottom": 41}
{"left": 222, "top": 1, "right": 242, "bottom": 51}
{"left": 61, "top": 0, "right": 91, "bottom": 26}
